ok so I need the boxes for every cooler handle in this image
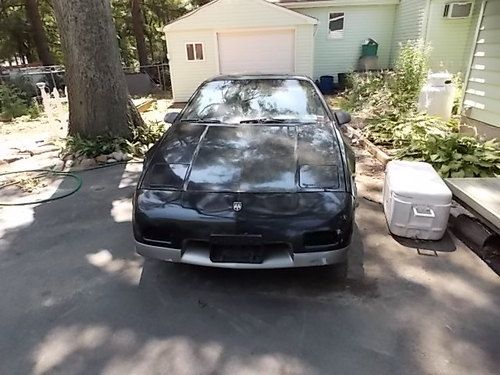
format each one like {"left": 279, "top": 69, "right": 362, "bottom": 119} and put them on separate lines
{"left": 413, "top": 206, "right": 435, "bottom": 218}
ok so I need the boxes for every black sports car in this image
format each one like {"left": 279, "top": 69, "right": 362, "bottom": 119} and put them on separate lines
{"left": 133, "top": 75, "right": 356, "bottom": 269}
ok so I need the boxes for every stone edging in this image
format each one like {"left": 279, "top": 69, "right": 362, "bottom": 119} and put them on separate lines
{"left": 345, "top": 124, "right": 392, "bottom": 166}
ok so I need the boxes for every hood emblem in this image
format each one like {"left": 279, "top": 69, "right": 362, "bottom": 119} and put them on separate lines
{"left": 233, "top": 201, "right": 242, "bottom": 212}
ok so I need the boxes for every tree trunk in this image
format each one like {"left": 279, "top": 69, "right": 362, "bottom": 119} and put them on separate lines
{"left": 127, "top": 97, "right": 145, "bottom": 129}
{"left": 51, "top": 0, "right": 143, "bottom": 138}
{"left": 142, "top": 8, "right": 155, "bottom": 62}
{"left": 25, "top": 0, "right": 55, "bottom": 66}
{"left": 131, "top": 0, "right": 149, "bottom": 67}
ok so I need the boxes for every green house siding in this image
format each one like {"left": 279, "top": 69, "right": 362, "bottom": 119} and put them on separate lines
{"left": 389, "top": 0, "right": 480, "bottom": 74}
{"left": 294, "top": 5, "right": 397, "bottom": 78}
{"left": 391, "top": 0, "right": 427, "bottom": 61}
{"left": 425, "top": 0, "right": 480, "bottom": 73}
{"left": 464, "top": 0, "right": 500, "bottom": 130}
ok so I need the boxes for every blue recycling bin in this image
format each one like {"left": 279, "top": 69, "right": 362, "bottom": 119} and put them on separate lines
{"left": 319, "top": 75, "right": 335, "bottom": 94}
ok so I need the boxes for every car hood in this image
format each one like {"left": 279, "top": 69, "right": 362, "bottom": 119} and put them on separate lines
{"left": 141, "top": 122, "right": 346, "bottom": 192}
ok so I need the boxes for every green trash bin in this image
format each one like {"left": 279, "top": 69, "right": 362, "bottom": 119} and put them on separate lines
{"left": 361, "top": 38, "right": 378, "bottom": 57}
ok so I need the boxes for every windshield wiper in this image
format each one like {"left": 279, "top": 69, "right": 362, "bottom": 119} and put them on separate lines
{"left": 240, "top": 118, "right": 289, "bottom": 124}
{"left": 180, "top": 118, "right": 221, "bottom": 124}
{"left": 240, "top": 118, "right": 316, "bottom": 124}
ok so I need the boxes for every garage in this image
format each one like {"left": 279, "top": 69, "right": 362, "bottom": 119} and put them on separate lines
{"left": 217, "top": 29, "right": 295, "bottom": 75}
{"left": 163, "top": 0, "right": 317, "bottom": 102}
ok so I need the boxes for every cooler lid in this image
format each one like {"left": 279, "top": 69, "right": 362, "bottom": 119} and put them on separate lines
{"left": 385, "top": 161, "right": 452, "bottom": 203}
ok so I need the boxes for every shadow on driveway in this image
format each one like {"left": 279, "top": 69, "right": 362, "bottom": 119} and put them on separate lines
{"left": 0, "top": 164, "right": 499, "bottom": 375}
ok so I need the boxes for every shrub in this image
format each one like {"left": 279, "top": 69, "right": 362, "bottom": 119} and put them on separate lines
{"left": 364, "top": 113, "right": 500, "bottom": 178}
{"left": 62, "top": 121, "right": 165, "bottom": 158}
{"left": 364, "top": 113, "right": 457, "bottom": 147}
{"left": 342, "top": 40, "right": 431, "bottom": 118}
{"left": 8, "top": 76, "right": 38, "bottom": 106}
{"left": 63, "top": 134, "right": 128, "bottom": 158}
{"left": 397, "top": 127, "right": 500, "bottom": 178}
{"left": 451, "top": 72, "right": 463, "bottom": 115}
{"left": 344, "top": 71, "right": 388, "bottom": 112}
{"left": 0, "top": 84, "right": 29, "bottom": 119}
{"left": 342, "top": 39, "right": 499, "bottom": 179}
{"left": 125, "top": 121, "right": 165, "bottom": 156}
{"left": 345, "top": 71, "right": 386, "bottom": 107}
{"left": 392, "top": 40, "right": 431, "bottom": 107}
{"left": 27, "top": 103, "right": 42, "bottom": 120}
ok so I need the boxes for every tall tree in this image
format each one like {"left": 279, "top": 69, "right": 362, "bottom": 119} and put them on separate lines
{"left": 130, "top": 0, "right": 148, "bottom": 67}
{"left": 25, "top": 0, "right": 54, "bottom": 65}
{"left": 51, "top": 0, "right": 142, "bottom": 138}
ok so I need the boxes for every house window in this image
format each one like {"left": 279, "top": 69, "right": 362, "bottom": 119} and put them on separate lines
{"left": 186, "top": 43, "right": 204, "bottom": 61}
{"left": 328, "top": 12, "right": 345, "bottom": 39}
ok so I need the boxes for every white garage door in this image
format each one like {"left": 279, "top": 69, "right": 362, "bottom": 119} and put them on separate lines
{"left": 217, "top": 29, "right": 295, "bottom": 75}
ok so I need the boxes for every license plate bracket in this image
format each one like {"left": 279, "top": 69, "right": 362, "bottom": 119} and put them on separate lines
{"left": 209, "top": 235, "right": 264, "bottom": 264}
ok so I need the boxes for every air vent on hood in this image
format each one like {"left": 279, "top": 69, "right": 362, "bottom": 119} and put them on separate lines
{"left": 299, "top": 165, "right": 339, "bottom": 189}
{"left": 142, "top": 163, "right": 189, "bottom": 189}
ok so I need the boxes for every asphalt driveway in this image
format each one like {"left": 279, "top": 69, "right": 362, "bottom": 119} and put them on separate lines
{"left": 0, "top": 163, "right": 499, "bottom": 375}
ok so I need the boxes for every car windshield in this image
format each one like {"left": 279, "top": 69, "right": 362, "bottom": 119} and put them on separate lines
{"left": 180, "top": 79, "right": 329, "bottom": 124}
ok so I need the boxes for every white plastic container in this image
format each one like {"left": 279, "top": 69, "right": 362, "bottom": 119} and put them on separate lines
{"left": 383, "top": 161, "right": 452, "bottom": 240}
{"left": 427, "top": 72, "right": 452, "bottom": 87}
{"left": 418, "top": 72, "right": 455, "bottom": 120}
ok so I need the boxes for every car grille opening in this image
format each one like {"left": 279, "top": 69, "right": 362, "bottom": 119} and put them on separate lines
{"left": 184, "top": 239, "right": 292, "bottom": 264}
{"left": 303, "top": 230, "right": 339, "bottom": 247}
{"left": 142, "top": 227, "right": 173, "bottom": 246}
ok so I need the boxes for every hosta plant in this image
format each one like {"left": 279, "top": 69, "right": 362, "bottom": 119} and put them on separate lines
{"left": 399, "top": 133, "right": 500, "bottom": 178}
{"left": 62, "top": 121, "right": 166, "bottom": 158}
{"left": 364, "top": 113, "right": 500, "bottom": 178}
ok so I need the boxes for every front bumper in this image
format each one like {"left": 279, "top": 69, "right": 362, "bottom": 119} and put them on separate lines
{"left": 136, "top": 240, "right": 348, "bottom": 269}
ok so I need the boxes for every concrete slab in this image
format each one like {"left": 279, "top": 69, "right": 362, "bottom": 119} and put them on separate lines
{"left": 0, "top": 164, "right": 499, "bottom": 375}
{"left": 446, "top": 178, "right": 500, "bottom": 234}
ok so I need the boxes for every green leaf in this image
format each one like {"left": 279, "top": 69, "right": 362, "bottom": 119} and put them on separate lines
{"left": 477, "top": 161, "right": 493, "bottom": 168}
{"left": 464, "top": 167, "right": 475, "bottom": 177}
{"left": 463, "top": 154, "right": 479, "bottom": 163}
{"left": 439, "top": 164, "right": 451, "bottom": 174}
{"left": 451, "top": 170, "right": 466, "bottom": 178}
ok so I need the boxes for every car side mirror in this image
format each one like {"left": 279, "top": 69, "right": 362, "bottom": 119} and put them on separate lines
{"left": 334, "top": 110, "right": 351, "bottom": 126}
{"left": 164, "top": 111, "right": 180, "bottom": 124}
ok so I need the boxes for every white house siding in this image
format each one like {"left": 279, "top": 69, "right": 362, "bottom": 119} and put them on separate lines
{"left": 391, "top": 0, "right": 428, "bottom": 63}
{"left": 463, "top": 0, "right": 500, "bottom": 132}
{"left": 296, "top": 24, "right": 315, "bottom": 78}
{"left": 217, "top": 30, "right": 295, "bottom": 74}
{"left": 164, "top": 0, "right": 316, "bottom": 101}
{"left": 165, "top": 30, "right": 218, "bottom": 102}
{"left": 425, "top": 0, "right": 479, "bottom": 73}
{"left": 294, "top": 5, "right": 397, "bottom": 78}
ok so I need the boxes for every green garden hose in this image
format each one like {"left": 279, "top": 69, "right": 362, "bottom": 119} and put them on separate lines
{"left": 0, "top": 161, "right": 143, "bottom": 206}
{"left": 0, "top": 169, "right": 83, "bottom": 206}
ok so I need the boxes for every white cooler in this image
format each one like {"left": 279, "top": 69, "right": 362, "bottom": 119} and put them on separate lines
{"left": 383, "top": 161, "right": 452, "bottom": 240}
